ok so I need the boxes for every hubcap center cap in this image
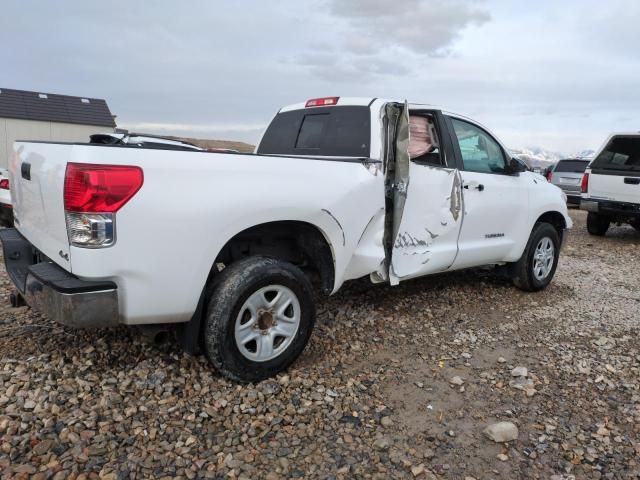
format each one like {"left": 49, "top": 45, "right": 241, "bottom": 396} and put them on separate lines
{"left": 257, "top": 310, "right": 275, "bottom": 331}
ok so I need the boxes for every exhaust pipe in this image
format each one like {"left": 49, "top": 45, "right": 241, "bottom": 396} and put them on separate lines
{"left": 139, "top": 325, "right": 172, "bottom": 345}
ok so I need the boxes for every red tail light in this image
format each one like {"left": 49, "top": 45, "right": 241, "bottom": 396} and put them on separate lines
{"left": 0, "top": 179, "right": 9, "bottom": 190}
{"left": 581, "top": 172, "right": 589, "bottom": 193}
{"left": 546, "top": 171, "right": 553, "bottom": 182}
{"left": 305, "top": 97, "right": 339, "bottom": 108}
{"left": 64, "top": 163, "right": 143, "bottom": 213}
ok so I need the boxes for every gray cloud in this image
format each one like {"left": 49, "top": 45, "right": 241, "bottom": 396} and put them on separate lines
{"left": 329, "top": 0, "right": 491, "bottom": 56}
{"left": 294, "top": 0, "right": 491, "bottom": 81}
{"left": 0, "top": 0, "right": 638, "bottom": 153}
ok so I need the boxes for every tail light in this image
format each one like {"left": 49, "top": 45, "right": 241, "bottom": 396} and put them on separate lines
{"left": 305, "top": 97, "right": 339, "bottom": 107}
{"left": 64, "top": 163, "right": 143, "bottom": 247}
{"left": 581, "top": 172, "right": 589, "bottom": 193}
{"left": 546, "top": 171, "right": 553, "bottom": 182}
{"left": 0, "top": 179, "right": 8, "bottom": 190}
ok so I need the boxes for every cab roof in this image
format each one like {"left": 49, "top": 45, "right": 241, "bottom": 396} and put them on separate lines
{"left": 279, "top": 97, "right": 445, "bottom": 113}
{"left": 279, "top": 96, "right": 474, "bottom": 120}
{"left": 277, "top": 97, "right": 504, "bottom": 151}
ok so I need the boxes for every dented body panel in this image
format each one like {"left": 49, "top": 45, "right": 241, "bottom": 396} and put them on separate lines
{"left": 390, "top": 167, "right": 463, "bottom": 281}
{"left": 388, "top": 103, "right": 464, "bottom": 282}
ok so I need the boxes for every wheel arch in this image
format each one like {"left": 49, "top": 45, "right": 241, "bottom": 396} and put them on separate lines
{"left": 534, "top": 210, "right": 568, "bottom": 241}
{"left": 212, "top": 220, "right": 336, "bottom": 294}
{"left": 177, "top": 220, "right": 336, "bottom": 355}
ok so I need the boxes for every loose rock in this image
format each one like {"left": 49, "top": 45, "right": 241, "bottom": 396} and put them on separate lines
{"left": 484, "top": 422, "right": 519, "bottom": 443}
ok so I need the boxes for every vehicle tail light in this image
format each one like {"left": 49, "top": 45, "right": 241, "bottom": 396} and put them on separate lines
{"left": 64, "top": 163, "right": 143, "bottom": 247}
{"left": 581, "top": 172, "right": 589, "bottom": 193}
{"left": 64, "top": 163, "right": 143, "bottom": 213}
{"left": 305, "top": 97, "right": 339, "bottom": 108}
{"left": 546, "top": 171, "right": 552, "bottom": 182}
{"left": 65, "top": 213, "right": 114, "bottom": 247}
{"left": 0, "top": 179, "right": 8, "bottom": 190}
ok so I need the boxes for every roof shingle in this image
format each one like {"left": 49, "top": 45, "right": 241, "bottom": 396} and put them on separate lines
{"left": 0, "top": 88, "right": 116, "bottom": 128}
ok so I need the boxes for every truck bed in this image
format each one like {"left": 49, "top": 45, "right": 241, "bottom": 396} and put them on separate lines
{"left": 8, "top": 141, "right": 386, "bottom": 324}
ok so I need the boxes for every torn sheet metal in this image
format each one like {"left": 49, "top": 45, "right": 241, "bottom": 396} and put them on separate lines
{"left": 321, "top": 208, "right": 346, "bottom": 246}
{"left": 390, "top": 161, "right": 463, "bottom": 282}
{"left": 391, "top": 101, "right": 410, "bottom": 246}
{"left": 343, "top": 208, "right": 387, "bottom": 282}
{"left": 449, "top": 173, "right": 462, "bottom": 221}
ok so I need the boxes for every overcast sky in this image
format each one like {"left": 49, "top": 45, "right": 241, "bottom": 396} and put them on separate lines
{"left": 1, "top": 0, "right": 638, "bottom": 154}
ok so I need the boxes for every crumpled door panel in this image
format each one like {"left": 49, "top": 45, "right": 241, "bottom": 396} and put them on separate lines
{"left": 389, "top": 105, "right": 463, "bottom": 284}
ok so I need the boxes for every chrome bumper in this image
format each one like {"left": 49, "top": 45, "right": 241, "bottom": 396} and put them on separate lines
{"left": 24, "top": 266, "right": 119, "bottom": 328}
{"left": 580, "top": 199, "right": 599, "bottom": 212}
{"left": 0, "top": 229, "right": 119, "bottom": 328}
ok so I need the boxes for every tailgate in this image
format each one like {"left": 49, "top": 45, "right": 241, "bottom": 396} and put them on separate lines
{"left": 588, "top": 172, "right": 640, "bottom": 203}
{"left": 556, "top": 174, "right": 582, "bottom": 193}
{"left": 587, "top": 135, "right": 640, "bottom": 203}
{"left": 9, "top": 142, "right": 71, "bottom": 269}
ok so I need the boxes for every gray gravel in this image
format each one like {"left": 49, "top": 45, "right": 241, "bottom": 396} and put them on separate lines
{"left": 1, "top": 209, "right": 639, "bottom": 479}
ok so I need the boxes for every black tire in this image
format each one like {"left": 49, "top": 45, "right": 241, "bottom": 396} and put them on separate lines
{"left": 586, "top": 212, "right": 610, "bottom": 236}
{"left": 511, "top": 222, "right": 561, "bottom": 292}
{"left": 631, "top": 219, "right": 640, "bottom": 233}
{"left": 203, "top": 256, "right": 315, "bottom": 383}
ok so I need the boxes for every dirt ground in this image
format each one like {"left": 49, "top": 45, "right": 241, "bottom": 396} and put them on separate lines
{"left": 1, "top": 209, "right": 639, "bottom": 479}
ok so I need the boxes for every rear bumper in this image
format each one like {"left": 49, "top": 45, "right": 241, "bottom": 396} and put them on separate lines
{"left": 565, "top": 194, "right": 581, "bottom": 205}
{"left": 0, "top": 228, "right": 119, "bottom": 328}
{"left": 553, "top": 184, "right": 581, "bottom": 205}
{"left": 581, "top": 198, "right": 640, "bottom": 219}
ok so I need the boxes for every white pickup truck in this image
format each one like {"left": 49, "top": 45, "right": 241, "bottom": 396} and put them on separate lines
{"left": 580, "top": 133, "right": 640, "bottom": 235}
{"left": 1, "top": 97, "right": 571, "bottom": 382}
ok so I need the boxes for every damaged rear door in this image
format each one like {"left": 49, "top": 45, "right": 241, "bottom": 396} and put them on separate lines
{"left": 388, "top": 103, "right": 463, "bottom": 284}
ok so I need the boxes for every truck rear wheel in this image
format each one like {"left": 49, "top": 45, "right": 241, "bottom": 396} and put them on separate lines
{"left": 511, "top": 222, "right": 560, "bottom": 292}
{"left": 586, "top": 213, "right": 610, "bottom": 236}
{"left": 203, "top": 256, "right": 315, "bottom": 383}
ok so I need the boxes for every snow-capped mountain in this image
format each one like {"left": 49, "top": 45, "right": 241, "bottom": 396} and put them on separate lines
{"left": 572, "top": 149, "right": 595, "bottom": 159}
{"left": 509, "top": 147, "right": 564, "bottom": 168}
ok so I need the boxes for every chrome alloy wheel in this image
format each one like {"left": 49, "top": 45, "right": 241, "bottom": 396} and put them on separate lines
{"left": 234, "top": 285, "right": 301, "bottom": 362}
{"left": 532, "top": 236, "right": 555, "bottom": 281}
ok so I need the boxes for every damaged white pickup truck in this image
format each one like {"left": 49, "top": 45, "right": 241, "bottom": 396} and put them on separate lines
{"left": 1, "top": 97, "right": 571, "bottom": 382}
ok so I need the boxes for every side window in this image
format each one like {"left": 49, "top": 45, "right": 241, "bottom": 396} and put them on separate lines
{"left": 408, "top": 114, "right": 444, "bottom": 166}
{"left": 450, "top": 118, "right": 507, "bottom": 174}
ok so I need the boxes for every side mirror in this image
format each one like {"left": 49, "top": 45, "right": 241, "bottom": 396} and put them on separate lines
{"left": 509, "top": 157, "right": 528, "bottom": 174}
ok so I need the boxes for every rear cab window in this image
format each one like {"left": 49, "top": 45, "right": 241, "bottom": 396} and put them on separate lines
{"left": 257, "top": 106, "right": 371, "bottom": 158}
{"left": 590, "top": 136, "right": 640, "bottom": 174}
{"left": 554, "top": 159, "right": 590, "bottom": 173}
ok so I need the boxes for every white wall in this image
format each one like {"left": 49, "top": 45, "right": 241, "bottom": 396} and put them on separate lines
{"left": 0, "top": 118, "right": 111, "bottom": 169}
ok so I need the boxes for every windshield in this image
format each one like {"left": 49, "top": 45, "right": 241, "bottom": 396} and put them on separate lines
{"left": 554, "top": 159, "right": 589, "bottom": 173}
{"left": 590, "top": 136, "right": 640, "bottom": 172}
{"left": 257, "top": 106, "right": 371, "bottom": 157}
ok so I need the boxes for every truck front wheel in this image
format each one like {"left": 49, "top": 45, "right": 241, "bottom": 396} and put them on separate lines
{"left": 511, "top": 222, "right": 560, "bottom": 292}
{"left": 203, "top": 256, "right": 315, "bottom": 383}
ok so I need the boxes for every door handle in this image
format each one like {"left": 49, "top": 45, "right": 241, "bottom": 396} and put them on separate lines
{"left": 463, "top": 182, "right": 484, "bottom": 192}
{"left": 624, "top": 177, "right": 640, "bottom": 185}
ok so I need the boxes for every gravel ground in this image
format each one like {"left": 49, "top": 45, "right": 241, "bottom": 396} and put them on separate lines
{"left": 1, "top": 209, "right": 639, "bottom": 479}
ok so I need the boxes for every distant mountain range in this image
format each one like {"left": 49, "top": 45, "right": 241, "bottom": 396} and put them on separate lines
{"left": 170, "top": 136, "right": 255, "bottom": 153}
{"left": 510, "top": 147, "right": 596, "bottom": 168}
